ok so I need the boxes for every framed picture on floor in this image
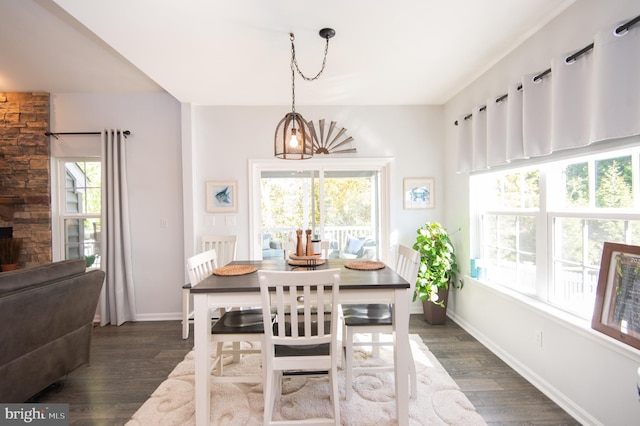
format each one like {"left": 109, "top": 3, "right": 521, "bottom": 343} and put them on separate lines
{"left": 403, "top": 177, "right": 434, "bottom": 209}
{"left": 591, "top": 242, "right": 640, "bottom": 350}
{"left": 206, "top": 181, "right": 238, "bottom": 213}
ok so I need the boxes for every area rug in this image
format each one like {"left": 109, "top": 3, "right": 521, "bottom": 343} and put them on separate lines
{"left": 127, "top": 335, "right": 486, "bottom": 425}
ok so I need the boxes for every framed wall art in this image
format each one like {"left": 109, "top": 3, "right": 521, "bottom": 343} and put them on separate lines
{"left": 206, "top": 181, "right": 238, "bottom": 213}
{"left": 591, "top": 242, "right": 640, "bottom": 350}
{"left": 403, "top": 177, "right": 434, "bottom": 209}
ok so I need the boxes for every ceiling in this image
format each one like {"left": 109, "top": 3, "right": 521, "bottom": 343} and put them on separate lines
{"left": 0, "top": 0, "right": 575, "bottom": 106}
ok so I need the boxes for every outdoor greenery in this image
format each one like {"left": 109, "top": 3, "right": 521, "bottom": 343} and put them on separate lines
{"left": 64, "top": 161, "right": 102, "bottom": 263}
{"left": 261, "top": 172, "right": 373, "bottom": 232}
{"left": 477, "top": 149, "right": 640, "bottom": 318}
{"left": 412, "top": 222, "right": 461, "bottom": 306}
{"left": 562, "top": 156, "right": 636, "bottom": 266}
{"left": 565, "top": 156, "right": 632, "bottom": 208}
{"left": 487, "top": 156, "right": 637, "bottom": 268}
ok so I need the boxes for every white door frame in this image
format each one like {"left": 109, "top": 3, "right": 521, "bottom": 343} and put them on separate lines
{"left": 248, "top": 157, "right": 392, "bottom": 262}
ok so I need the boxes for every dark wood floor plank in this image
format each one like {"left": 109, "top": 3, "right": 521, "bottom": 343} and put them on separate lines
{"left": 27, "top": 316, "right": 580, "bottom": 425}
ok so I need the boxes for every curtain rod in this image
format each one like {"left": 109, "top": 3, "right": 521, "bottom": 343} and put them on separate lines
{"left": 454, "top": 13, "right": 640, "bottom": 126}
{"left": 45, "top": 130, "right": 130, "bottom": 140}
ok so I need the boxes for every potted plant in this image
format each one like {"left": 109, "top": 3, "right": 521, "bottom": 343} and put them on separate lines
{"left": 0, "top": 237, "right": 21, "bottom": 272}
{"left": 412, "top": 222, "right": 461, "bottom": 324}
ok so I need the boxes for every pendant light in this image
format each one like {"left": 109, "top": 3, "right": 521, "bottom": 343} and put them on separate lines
{"left": 274, "top": 28, "right": 335, "bottom": 160}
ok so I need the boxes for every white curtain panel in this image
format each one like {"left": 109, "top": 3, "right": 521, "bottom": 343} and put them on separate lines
{"left": 505, "top": 83, "right": 524, "bottom": 160}
{"left": 591, "top": 19, "right": 640, "bottom": 143}
{"left": 486, "top": 96, "right": 509, "bottom": 167}
{"left": 100, "top": 129, "right": 137, "bottom": 326}
{"left": 456, "top": 14, "right": 640, "bottom": 173}
{"left": 457, "top": 114, "right": 473, "bottom": 173}
{"left": 471, "top": 106, "right": 488, "bottom": 171}
{"left": 522, "top": 71, "right": 552, "bottom": 158}
{"left": 551, "top": 49, "right": 593, "bottom": 151}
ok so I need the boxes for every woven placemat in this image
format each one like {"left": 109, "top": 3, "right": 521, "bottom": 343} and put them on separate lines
{"left": 288, "top": 259, "right": 326, "bottom": 266}
{"left": 289, "top": 254, "right": 322, "bottom": 260}
{"left": 344, "top": 260, "right": 385, "bottom": 270}
{"left": 212, "top": 265, "right": 258, "bottom": 276}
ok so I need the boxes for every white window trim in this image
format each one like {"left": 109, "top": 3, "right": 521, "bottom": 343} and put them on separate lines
{"left": 248, "top": 157, "right": 392, "bottom": 262}
{"left": 51, "top": 157, "right": 101, "bottom": 262}
{"left": 472, "top": 143, "right": 640, "bottom": 322}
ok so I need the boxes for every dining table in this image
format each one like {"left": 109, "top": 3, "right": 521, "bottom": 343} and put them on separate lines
{"left": 191, "top": 257, "right": 411, "bottom": 426}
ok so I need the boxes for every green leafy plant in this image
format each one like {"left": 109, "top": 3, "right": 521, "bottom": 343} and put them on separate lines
{"left": 412, "top": 222, "right": 461, "bottom": 306}
{"left": 83, "top": 254, "right": 96, "bottom": 268}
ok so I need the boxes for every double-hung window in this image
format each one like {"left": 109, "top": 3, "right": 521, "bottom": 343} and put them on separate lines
{"left": 58, "top": 159, "right": 102, "bottom": 268}
{"left": 472, "top": 147, "right": 640, "bottom": 319}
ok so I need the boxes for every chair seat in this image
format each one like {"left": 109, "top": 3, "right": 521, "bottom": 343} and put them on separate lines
{"left": 275, "top": 343, "right": 330, "bottom": 357}
{"left": 343, "top": 303, "right": 392, "bottom": 326}
{"left": 272, "top": 319, "right": 332, "bottom": 355}
{"left": 211, "top": 308, "right": 265, "bottom": 334}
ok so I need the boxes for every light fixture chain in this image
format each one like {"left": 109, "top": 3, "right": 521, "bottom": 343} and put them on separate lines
{"left": 290, "top": 56, "right": 296, "bottom": 114}
{"left": 290, "top": 34, "right": 330, "bottom": 82}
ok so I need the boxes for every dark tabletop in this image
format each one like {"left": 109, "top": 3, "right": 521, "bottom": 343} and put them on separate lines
{"left": 191, "top": 258, "right": 409, "bottom": 293}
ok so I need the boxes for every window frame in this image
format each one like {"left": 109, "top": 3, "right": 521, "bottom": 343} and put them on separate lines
{"left": 472, "top": 145, "right": 640, "bottom": 320}
{"left": 248, "top": 158, "right": 392, "bottom": 262}
{"left": 52, "top": 157, "right": 102, "bottom": 265}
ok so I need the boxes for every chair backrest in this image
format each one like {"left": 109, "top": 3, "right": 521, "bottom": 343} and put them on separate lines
{"left": 396, "top": 244, "right": 421, "bottom": 298}
{"left": 201, "top": 235, "right": 237, "bottom": 266}
{"left": 186, "top": 249, "right": 218, "bottom": 287}
{"left": 258, "top": 269, "right": 341, "bottom": 349}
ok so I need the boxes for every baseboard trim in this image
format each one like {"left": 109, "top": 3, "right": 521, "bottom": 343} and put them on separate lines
{"left": 447, "top": 311, "right": 602, "bottom": 426}
{"left": 135, "top": 313, "right": 183, "bottom": 322}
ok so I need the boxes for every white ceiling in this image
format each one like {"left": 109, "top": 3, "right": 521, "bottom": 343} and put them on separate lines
{"left": 0, "top": 0, "right": 575, "bottom": 106}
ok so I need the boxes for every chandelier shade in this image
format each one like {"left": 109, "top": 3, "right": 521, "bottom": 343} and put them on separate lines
{"left": 274, "top": 112, "right": 313, "bottom": 160}
{"left": 274, "top": 28, "right": 335, "bottom": 160}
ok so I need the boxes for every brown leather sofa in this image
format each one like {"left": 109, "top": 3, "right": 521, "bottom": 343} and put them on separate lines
{"left": 0, "top": 259, "right": 105, "bottom": 402}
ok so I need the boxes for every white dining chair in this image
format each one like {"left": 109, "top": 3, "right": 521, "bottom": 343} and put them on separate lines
{"left": 202, "top": 235, "right": 237, "bottom": 265}
{"left": 259, "top": 269, "right": 341, "bottom": 426}
{"left": 341, "top": 244, "right": 420, "bottom": 400}
{"left": 186, "top": 249, "right": 264, "bottom": 383}
{"left": 182, "top": 235, "right": 238, "bottom": 339}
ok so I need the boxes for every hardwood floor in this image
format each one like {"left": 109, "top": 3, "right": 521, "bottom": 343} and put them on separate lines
{"left": 410, "top": 316, "right": 581, "bottom": 425}
{"left": 31, "top": 317, "right": 580, "bottom": 425}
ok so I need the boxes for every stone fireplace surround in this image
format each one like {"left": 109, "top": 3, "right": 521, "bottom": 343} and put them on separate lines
{"left": 0, "top": 92, "right": 52, "bottom": 268}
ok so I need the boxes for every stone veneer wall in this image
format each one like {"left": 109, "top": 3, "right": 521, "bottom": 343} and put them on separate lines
{"left": 0, "top": 92, "right": 51, "bottom": 267}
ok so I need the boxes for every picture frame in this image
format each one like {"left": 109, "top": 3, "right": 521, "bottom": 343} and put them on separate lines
{"left": 403, "top": 177, "right": 435, "bottom": 209}
{"left": 591, "top": 242, "right": 640, "bottom": 350}
{"left": 205, "top": 181, "right": 238, "bottom": 213}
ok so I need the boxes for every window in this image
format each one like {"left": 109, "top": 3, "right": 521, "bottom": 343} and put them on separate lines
{"left": 59, "top": 160, "right": 101, "bottom": 268}
{"left": 249, "top": 158, "right": 390, "bottom": 262}
{"left": 472, "top": 147, "right": 640, "bottom": 319}
{"left": 260, "top": 169, "right": 380, "bottom": 260}
{"left": 474, "top": 168, "right": 539, "bottom": 294}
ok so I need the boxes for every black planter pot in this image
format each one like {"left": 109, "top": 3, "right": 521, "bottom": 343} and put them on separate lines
{"left": 422, "top": 286, "right": 449, "bottom": 325}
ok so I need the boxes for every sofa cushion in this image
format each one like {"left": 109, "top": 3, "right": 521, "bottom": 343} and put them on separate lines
{"left": 0, "top": 259, "right": 86, "bottom": 295}
{"left": 345, "top": 235, "right": 365, "bottom": 256}
{"left": 262, "top": 234, "right": 272, "bottom": 250}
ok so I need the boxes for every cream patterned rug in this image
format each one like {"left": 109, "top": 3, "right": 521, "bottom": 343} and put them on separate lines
{"left": 127, "top": 335, "right": 486, "bottom": 425}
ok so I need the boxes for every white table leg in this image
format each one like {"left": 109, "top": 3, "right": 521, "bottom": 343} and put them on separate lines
{"left": 194, "top": 294, "right": 211, "bottom": 426}
{"left": 393, "top": 288, "right": 409, "bottom": 426}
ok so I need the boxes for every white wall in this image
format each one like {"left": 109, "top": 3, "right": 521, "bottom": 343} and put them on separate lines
{"left": 443, "top": 1, "right": 640, "bottom": 424}
{"left": 186, "top": 105, "right": 445, "bottom": 312}
{"left": 50, "top": 92, "right": 184, "bottom": 320}
{"left": 50, "top": 98, "right": 447, "bottom": 319}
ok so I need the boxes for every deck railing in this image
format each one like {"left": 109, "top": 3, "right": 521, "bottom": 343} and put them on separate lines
{"left": 262, "top": 225, "right": 375, "bottom": 256}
